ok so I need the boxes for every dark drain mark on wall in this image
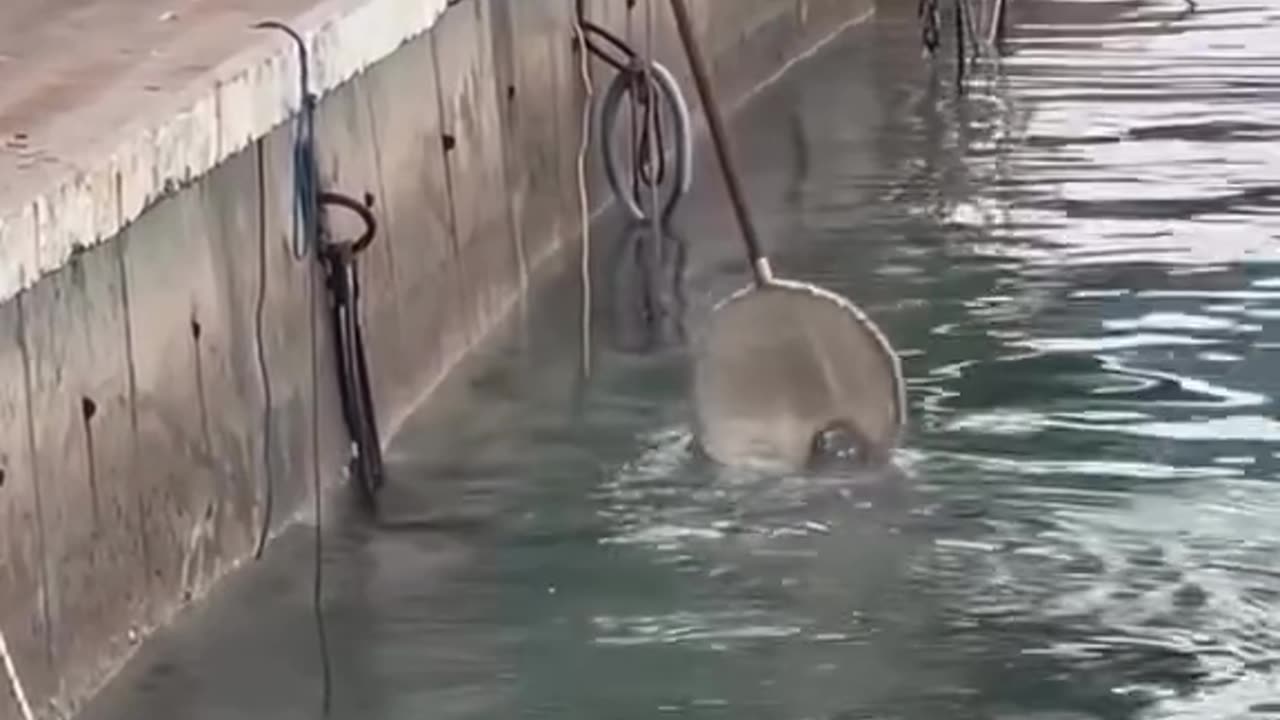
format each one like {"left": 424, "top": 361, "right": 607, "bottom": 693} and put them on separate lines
{"left": 191, "top": 316, "right": 213, "bottom": 459}
{"left": 81, "top": 395, "right": 101, "bottom": 530}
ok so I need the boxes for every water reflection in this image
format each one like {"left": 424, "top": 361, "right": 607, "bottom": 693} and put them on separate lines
{"left": 604, "top": 221, "right": 688, "bottom": 355}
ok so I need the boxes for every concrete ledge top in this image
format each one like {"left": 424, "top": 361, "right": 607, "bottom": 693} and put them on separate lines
{"left": 0, "top": 0, "right": 449, "bottom": 305}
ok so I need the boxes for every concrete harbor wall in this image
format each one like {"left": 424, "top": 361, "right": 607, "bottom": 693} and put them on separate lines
{"left": 0, "top": 0, "right": 874, "bottom": 717}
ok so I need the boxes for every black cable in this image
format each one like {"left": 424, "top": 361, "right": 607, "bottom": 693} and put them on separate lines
{"left": 309, "top": 242, "right": 333, "bottom": 717}
{"left": 253, "top": 138, "right": 274, "bottom": 560}
{"left": 580, "top": 0, "right": 689, "bottom": 224}
{"left": 316, "top": 193, "right": 383, "bottom": 509}
{"left": 626, "top": 1, "right": 668, "bottom": 216}
{"left": 628, "top": 73, "right": 645, "bottom": 207}
{"left": 955, "top": 0, "right": 967, "bottom": 92}
{"left": 628, "top": 71, "right": 669, "bottom": 206}
{"left": 254, "top": 19, "right": 333, "bottom": 713}
{"left": 252, "top": 18, "right": 315, "bottom": 558}
{"left": 574, "top": 0, "right": 636, "bottom": 72}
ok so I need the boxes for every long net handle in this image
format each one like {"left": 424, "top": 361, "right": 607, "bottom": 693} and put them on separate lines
{"left": 668, "top": 0, "right": 773, "bottom": 286}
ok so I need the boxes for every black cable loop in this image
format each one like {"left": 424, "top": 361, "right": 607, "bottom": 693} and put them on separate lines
{"left": 635, "top": 69, "right": 668, "bottom": 186}
{"left": 583, "top": 0, "right": 691, "bottom": 223}
{"left": 576, "top": 0, "right": 666, "bottom": 199}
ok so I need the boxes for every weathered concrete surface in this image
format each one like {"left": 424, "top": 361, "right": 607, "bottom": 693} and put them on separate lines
{"left": 21, "top": 241, "right": 138, "bottom": 717}
{"left": 0, "top": 0, "right": 876, "bottom": 718}
{"left": 488, "top": 1, "right": 575, "bottom": 272}
{"left": 433, "top": 0, "right": 524, "bottom": 353}
{"left": 0, "top": 0, "right": 453, "bottom": 307}
{"left": 0, "top": 298, "right": 49, "bottom": 715}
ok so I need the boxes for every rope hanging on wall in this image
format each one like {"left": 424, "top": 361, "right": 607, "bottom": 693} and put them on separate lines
{"left": 573, "top": 3, "right": 595, "bottom": 379}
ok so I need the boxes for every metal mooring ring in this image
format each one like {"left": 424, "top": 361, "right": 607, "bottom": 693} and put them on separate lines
{"left": 318, "top": 191, "right": 378, "bottom": 255}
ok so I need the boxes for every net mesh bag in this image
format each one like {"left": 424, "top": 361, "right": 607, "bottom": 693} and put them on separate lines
{"left": 692, "top": 280, "right": 906, "bottom": 471}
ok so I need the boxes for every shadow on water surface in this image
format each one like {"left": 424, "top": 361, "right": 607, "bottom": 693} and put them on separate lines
{"left": 81, "top": 0, "right": 1280, "bottom": 718}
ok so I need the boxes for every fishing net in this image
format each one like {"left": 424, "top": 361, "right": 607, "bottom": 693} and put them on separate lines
{"left": 692, "top": 281, "right": 906, "bottom": 471}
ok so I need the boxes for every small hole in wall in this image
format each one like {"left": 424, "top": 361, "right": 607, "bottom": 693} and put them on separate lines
{"left": 363, "top": 192, "right": 376, "bottom": 208}
{"left": 81, "top": 396, "right": 97, "bottom": 422}
{"left": 507, "top": 84, "right": 516, "bottom": 101}
{"left": 190, "top": 318, "right": 202, "bottom": 340}
{"left": 0, "top": 468, "right": 6, "bottom": 487}
{"left": 441, "top": 133, "right": 457, "bottom": 153}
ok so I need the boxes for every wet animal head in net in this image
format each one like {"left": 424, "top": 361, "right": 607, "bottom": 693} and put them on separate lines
{"left": 692, "top": 281, "right": 907, "bottom": 471}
